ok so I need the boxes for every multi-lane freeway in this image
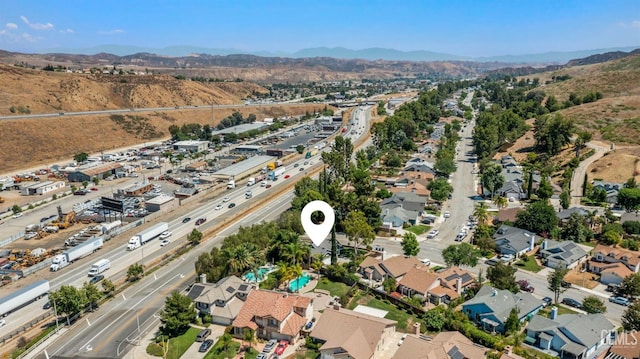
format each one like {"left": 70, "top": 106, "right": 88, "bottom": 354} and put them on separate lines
{"left": 17, "top": 106, "right": 371, "bottom": 358}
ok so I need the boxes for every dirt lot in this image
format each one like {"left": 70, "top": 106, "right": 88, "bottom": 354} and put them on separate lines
{"left": 587, "top": 146, "right": 640, "bottom": 183}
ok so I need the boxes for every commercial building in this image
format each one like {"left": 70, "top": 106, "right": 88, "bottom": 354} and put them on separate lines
{"left": 145, "top": 194, "right": 177, "bottom": 212}
{"left": 210, "top": 155, "right": 276, "bottom": 181}
{"left": 67, "top": 163, "right": 122, "bottom": 182}
{"left": 20, "top": 181, "right": 66, "bottom": 196}
{"left": 173, "top": 140, "right": 209, "bottom": 153}
{"left": 232, "top": 145, "right": 262, "bottom": 154}
{"left": 210, "top": 123, "right": 268, "bottom": 136}
{"left": 122, "top": 182, "right": 154, "bottom": 197}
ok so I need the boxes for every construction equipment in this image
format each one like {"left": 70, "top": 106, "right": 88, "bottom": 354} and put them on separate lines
{"left": 51, "top": 206, "right": 76, "bottom": 230}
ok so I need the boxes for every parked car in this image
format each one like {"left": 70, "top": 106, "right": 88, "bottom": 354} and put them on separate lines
{"left": 561, "top": 281, "right": 572, "bottom": 288}
{"left": 499, "top": 254, "right": 515, "bottom": 262}
{"left": 195, "top": 218, "right": 206, "bottom": 226}
{"left": 609, "top": 296, "right": 631, "bottom": 306}
{"left": 485, "top": 258, "right": 499, "bottom": 266}
{"left": 561, "top": 298, "right": 582, "bottom": 309}
{"left": 427, "top": 230, "right": 439, "bottom": 238}
{"left": 199, "top": 339, "right": 214, "bottom": 352}
{"left": 444, "top": 211, "right": 451, "bottom": 218}
{"left": 12, "top": 213, "right": 23, "bottom": 218}
{"left": 421, "top": 258, "right": 431, "bottom": 265}
{"left": 542, "top": 297, "right": 553, "bottom": 307}
{"left": 89, "top": 274, "right": 105, "bottom": 284}
{"left": 256, "top": 354, "right": 267, "bottom": 359}
{"left": 517, "top": 280, "right": 535, "bottom": 293}
{"left": 275, "top": 340, "right": 288, "bottom": 355}
{"left": 263, "top": 339, "right": 277, "bottom": 353}
{"left": 196, "top": 329, "right": 211, "bottom": 342}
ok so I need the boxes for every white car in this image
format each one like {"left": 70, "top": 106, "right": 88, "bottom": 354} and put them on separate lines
{"left": 222, "top": 197, "right": 230, "bottom": 202}
{"left": 421, "top": 258, "right": 431, "bottom": 265}
{"left": 160, "top": 239, "right": 170, "bottom": 247}
{"left": 427, "top": 230, "right": 439, "bottom": 238}
{"left": 159, "top": 231, "right": 172, "bottom": 239}
{"left": 215, "top": 204, "right": 223, "bottom": 210}
{"left": 443, "top": 211, "right": 450, "bottom": 218}
{"left": 12, "top": 213, "right": 23, "bottom": 219}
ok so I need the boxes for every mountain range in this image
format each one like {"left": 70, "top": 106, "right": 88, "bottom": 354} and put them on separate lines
{"left": 41, "top": 45, "right": 640, "bottom": 64}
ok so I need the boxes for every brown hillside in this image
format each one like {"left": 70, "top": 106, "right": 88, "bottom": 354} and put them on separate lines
{"left": 0, "top": 64, "right": 332, "bottom": 172}
{"left": 523, "top": 54, "right": 640, "bottom": 145}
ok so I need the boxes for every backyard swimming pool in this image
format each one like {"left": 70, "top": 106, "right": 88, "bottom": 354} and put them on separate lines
{"left": 289, "top": 273, "right": 312, "bottom": 292}
{"left": 243, "top": 267, "right": 270, "bottom": 283}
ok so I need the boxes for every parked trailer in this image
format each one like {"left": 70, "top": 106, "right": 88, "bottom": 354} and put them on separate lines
{"left": 0, "top": 280, "right": 49, "bottom": 317}
{"left": 51, "top": 237, "right": 104, "bottom": 271}
{"left": 100, "top": 220, "right": 122, "bottom": 234}
{"left": 127, "top": 222, "right": 169, "bottom": 250}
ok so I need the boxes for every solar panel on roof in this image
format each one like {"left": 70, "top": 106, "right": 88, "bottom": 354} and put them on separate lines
{"left": 226, "top": 286, "right": 235, "bottom": 293}
{"left": 238, "top": 284, "right": 248, "bottom": 291}
{"left": 187, "top": 285, "right": 205, "bottom": 300}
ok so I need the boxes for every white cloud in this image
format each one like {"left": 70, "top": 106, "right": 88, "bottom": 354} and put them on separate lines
{"left": 60, "top": 28, "right": 74, "bottom": 34}
{"left": 6, "top": 23, "right": 17, "bottom": 29}
{"left": 20, "top": 16, "right": 54, "bottom": 30}
{"left": 98, "top": 29, "right": 125, "bottom": 35}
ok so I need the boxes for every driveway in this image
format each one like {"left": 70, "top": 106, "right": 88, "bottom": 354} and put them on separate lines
{"left": 570, "top": 142, "right": 610, "bottom": 206}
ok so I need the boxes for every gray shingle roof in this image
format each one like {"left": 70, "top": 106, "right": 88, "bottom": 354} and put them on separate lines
{"left": 464, "top": 285, "right": 542, "bottom": 324}
{"left": 540, "top": 239, "right": 588, "bottom": 266}
{"left": 528, "top": 313, "right": 614, "bottom": 353}
{"left": 493, "top": 225, "right": 539, "bottom": 255}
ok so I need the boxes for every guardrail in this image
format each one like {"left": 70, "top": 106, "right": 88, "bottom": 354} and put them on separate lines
{"left": 0, "top": 231, "right": 25, "bottom": 247}
{"left": 0, "top": 312, "right": 54, "bottom": 347}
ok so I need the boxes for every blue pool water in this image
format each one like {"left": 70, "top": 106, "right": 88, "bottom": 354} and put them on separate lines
{"left": 289, "top": 273, "right": 312, "bottom": 292}
{"left": 244, "top": 268, "right": 270, "bottom": 283}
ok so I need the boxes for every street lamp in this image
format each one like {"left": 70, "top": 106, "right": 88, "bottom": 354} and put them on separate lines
{"left": 52, "top": 297, "right": 60, "bottom": 333}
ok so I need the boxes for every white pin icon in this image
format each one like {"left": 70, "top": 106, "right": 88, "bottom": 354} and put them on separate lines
{"left": 301, "top": 200, "right": 335, "bottom": 247}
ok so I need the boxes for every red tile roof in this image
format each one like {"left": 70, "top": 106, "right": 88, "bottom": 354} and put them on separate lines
{"left": 232, "top": 290, "right": 311, "bottom": 333}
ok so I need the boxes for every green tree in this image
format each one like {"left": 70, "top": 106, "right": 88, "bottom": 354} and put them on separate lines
{"left": 620, "top": 273, "right": 640, "bottom": 297}
{"left": 515, "top": 200, "right": 558, "bottom": 235}
{"left": 487, "top": 262, "right": 519, "bottom": 292}
{"left": 383, "top": 278, "right": 397, "bottom": 293}
{"left": 537, "top": 176, "right": 553, "bottom": 200}
{"left": 481, "top": 162, "right": 505, "bottom": 198}
{"left": 127, "top": 263, "right": 144, "bottom": 281}
{"left": 619, "top": 188, "right": 640, "bottom": 212}
{"left": 473, "top": 202, "right": 490, "bottom": 225}
{"left": 188, "top": 228, "right": 203, "bottom": 245}
{"left": 82, "top": 180, "right": 89, "bottom": 189}
{"left": 622, "top": 302, "right": 640, "bottom": 331}
{"left": 547, "top": 267, "right": 569, "bottom": 304}
{"left": 534, "top": 113, "right": 575, "bottom": 155}
{"left": 101, "top": 279, "right": 116, "bottom": 297}
{"left": 49, "top": 285, "right": 86, "bottom": 324}
{"left": 434, "top": 155, "right": 457, "bottom": 176}
{"left": 422, "top": 309, "right": 446, "bottom": 331}
{"left": 82, "top": 282, "right": 103, "bottom": 311}
{"left": 343, "top": 211, "right": 374, "bottom": 256}
{"left": 91, "top": 177, "right": 100, "bottom": 186}
{"left": 321, "top": 135, "right": 353, "bottom": 183}
{"left": 493, "top": 196, "right": 508, "bottom": 209}
{"left": 243, "top": 328, "right": 257, "bottom": 353}
{"left": 401, "top": 232, "right": 420, "bottom": 256}
{"left": 582, "top": 296, "right": 606, "bottom": 314}
{"left": 561, "top": 212, "right": 592, "bottom": 242}
{"left": 504, "top": 307, "right": 521, "bottom": 334}
{"left": 442, "top": 243, "right": 481, "bottom": 267}
{"left": 624, "top": 177, "right": 638, "bottom": 189}
{"left": 560, "top": 189, "right": 570, "bottom": 209}
{"left": 11, "top": 204, "right": 22, "bottom": 214}
{"left": 160, "top": 291, "right": 196, "bottom": 337}
{"left": 74, "top": 152, "right": 89, "bottom": 163}
{"left": 427, "top": 178, "right": 453, "bottom": 202}
{"left": 295, "top": 144, "right": 305, "bottom": 154}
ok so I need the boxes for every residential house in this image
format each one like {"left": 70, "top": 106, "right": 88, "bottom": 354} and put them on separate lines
{"left": 393, "top": 331, "right": 489, "bottom": 359}
{"left": 493, "top": 225, "right": 540, "bottom": 257}
{"left": 187, "top": 275, "right": 254, "bottom": 325}
{"left": 231, "top": 290, "right": 313, "bottom": 343}
{"left": 525, "top": 313, "right": 615, "bottom": 359}
{"left": 310, "top": 307, "right": 396, "bottom": 359}
{"left": 381, "top": 207, "right": 419, "bottom": 230}
{"left": 358, "top": 255, "right": 423, "bottom": 282}
{"left": 557, "top": 207, "right": 589, "bottom": 221}
{"left": 380, "top": 192, "right": 428, "bottom": 228}
{"left": 590, "top": 245, "right": 640, "bottom": 273}
{"left": 539, "top": 240, "right": 589, "bottom": 270}
{"left": 462, "top": 285, "right": 543, "bottom": 334}
{"left": 592, "top": 180, "right": 623, "bottom": 204}
{"left": 601, "top": 332, "right": 640, "bottom": 359}
{"left": 397, "top": 266, "right": 475, "bottom": 305}
{"left": 482, "top": 156, "right": 541, "bottom": 199}
{"left": 600, "top": 264, "right": 633, "bottom": 286}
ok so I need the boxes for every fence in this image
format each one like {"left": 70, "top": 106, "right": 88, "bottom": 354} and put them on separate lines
{"left": 0, "top": 312, "right": 54, "bottom": 347}
{"left": 0, "top": 231, "right": 25, "bottom": 247}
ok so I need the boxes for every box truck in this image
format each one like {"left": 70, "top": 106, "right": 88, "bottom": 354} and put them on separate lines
{"left": 51, "top": 237, "right": 104, "bottom": 271}
{"left": 0, "top": 280, "right": 49, "bottom": 317}
{"left": 88, "top": 258, "right": 111, "bottom": 277}
{"left": 126, "top": 222, "right": 169, "bottom": 250}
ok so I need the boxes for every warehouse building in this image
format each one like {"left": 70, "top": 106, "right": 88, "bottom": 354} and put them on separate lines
{"left": 145, "top": 194, "right": 177, "bottom": 212}
{"left": 185, "top": 161, "right": 208, "bottom": 172}
{"left": 232, "top": 145, "right": 262, "bottom": 155}
{"left": 67, "top": 163, "right": 122, "bottom": 182}
{"left": 173, "top": 140, "right": 209, "bottom": 153}
{"left": 122, "top": 182, "right": 154, "bottom": 197}
{"left": 210, "top": 155, "right": 276, "bottom": 181}
{"left": 210, "top": 123, "right": 268, "bottom": 136}
{"left": 20, "top": 181, "right": 66, "bottom": 196}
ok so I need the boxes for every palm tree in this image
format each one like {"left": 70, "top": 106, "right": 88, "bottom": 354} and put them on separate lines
{"left": 473, "top": 202, "right": 490, "bottom": 225}
{"left": 283, "top": 241, "right": 305, "bottom": 267}
{"left": 493, "top": 196, "right": 508, "bottom": 209}
{"left": 220, "top": 333, "right": 233, "bottom": 352}
{"left": 224, "top": 244, "right": 256, "bottom": 275}
{"left": 290, "top": 264, "right": 303, "bottom": 293}
{"left": 311, "top": 253, "right": 326, "bottom": 276}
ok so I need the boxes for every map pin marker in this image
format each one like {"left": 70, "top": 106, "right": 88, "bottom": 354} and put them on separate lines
{"left": 301, "top": 200, "right": 335, "bottom": 247}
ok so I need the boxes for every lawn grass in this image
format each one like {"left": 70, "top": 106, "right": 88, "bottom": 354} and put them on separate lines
{"left": 294, "top": 349, "right": 321, "bottom": 358}
{"left": 515, "top": 256, "right": 543, "bottom": 273}
{"left": 203, "top": 340, "right": 240, "bottom": 359}
{"left": 166, "top": 327, "right": 200, "bottom": 359}
{"left": 315, "top": 278, "right": 349, "bottom": 298}
{"left": 539, "top": 305, "right": 578, "bottom": 318}
{"left": 348, "top": 293, "right": 418, "bottom": 331}
{"left": 405, "top": 225, "right": 430, "bottom": 235}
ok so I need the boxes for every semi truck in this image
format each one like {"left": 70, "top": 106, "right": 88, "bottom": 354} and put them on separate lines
{"left": 51, "top": 237, "right": 104, "bottom": 271}
{"left": 227, "top": 179, "right": 236, "bottom": 189}
{"left": 100, "top": 220, "right": 122, "bottom": 234}
{"left": 0, "top": 280, "right": 49, "bottom": 318}
{"left": 126, "top": 222, "right": 169, "bottom": 250}
{"left": 267, "top": 160, "right": 283, "bottom": 171}
{"left": 88, "top": 258, "right": 111, "bottom": 277}
{"left": 247, "top": 174, "right": 266, "bottom": 186}
{"left": 268, "top": 166, "right": 286, "bottom": 181}
{"left": 305, "top": 149, "right": 318, "bottom": 159}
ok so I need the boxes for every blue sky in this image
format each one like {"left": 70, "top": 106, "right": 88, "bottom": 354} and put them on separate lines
{"left": 0, "top": 0, "right": 638, "bottom": 57}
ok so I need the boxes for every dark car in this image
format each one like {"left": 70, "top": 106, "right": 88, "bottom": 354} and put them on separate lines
{"left": 74, "top": 190, "right": 88, "bottom": 196}
{"left": 485, "top": 258, "right": 499, "bottom": 266}
{"left": 198, "top": 339, "right": 213, "bottom": 352}
{"left": 517, "top": 280, "right": 535, "bottom": 293}
{"left": 89, "top": 274, "right": 105, "bottom": 284}
{"left": 195, "top": 218, "right": 206, "bottom": 226}
{"left": 43, "top": 301, "right": 52, "bottom": 309}
{"left": 542, "top": 297, "right": 553, "bottom": 307}
{"left": 561, "top": 281, "right": 572, "bottom": 288}
{"left": 228, "top": 203, "right": 236, "bottom": 209}
{"left": 561, "top": 297, "right": 582, "bottom": 309}
{"left": 182, "top": 217, "right": 191, "bottom": 223}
